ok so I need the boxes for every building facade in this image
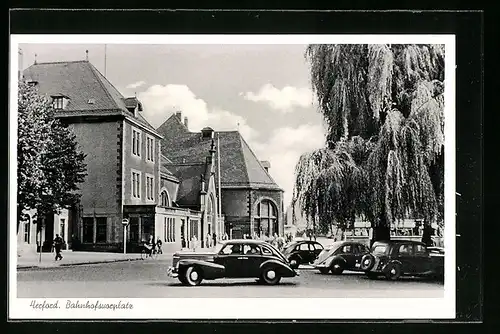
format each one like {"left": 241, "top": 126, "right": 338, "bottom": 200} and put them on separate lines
{"left": 19, "top": 60, "right": 216, "bottom": 253}
{"left": 158, "top": 112, "right": 284, "bottom": 240}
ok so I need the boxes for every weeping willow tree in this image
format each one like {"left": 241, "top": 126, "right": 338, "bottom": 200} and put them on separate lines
{"left": 293, "top": 44, "right": 445, "bottom": 243}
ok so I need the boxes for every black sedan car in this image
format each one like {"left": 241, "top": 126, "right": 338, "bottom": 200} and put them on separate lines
{"left": 167, "top": 240, "right": 298, "bottom": 286}
{"left": 312, "top": 241, "right": 370, "bottom": 274}
{"left": 360, "top": 240, "right": 445, "bottom": 280}
{"left": 282, "top": 240, "right": 324, "bottom": 269}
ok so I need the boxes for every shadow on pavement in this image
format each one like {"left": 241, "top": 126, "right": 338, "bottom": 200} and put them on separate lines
{"left": 148, "top": 281, "right": 298, "bottom": 287}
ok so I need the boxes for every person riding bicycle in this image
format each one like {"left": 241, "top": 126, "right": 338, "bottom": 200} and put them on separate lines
{"left": 144, "top": 235, "right": 155, "bottom": 257}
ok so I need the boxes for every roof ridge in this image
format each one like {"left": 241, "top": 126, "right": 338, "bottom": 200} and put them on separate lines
{"left": 236, "top": 134, "right": 251, "bottom": 185}
{"left": 238, "top": 133, "right": 280, "bottom": 187}
{"left": 31, "top": 60, "right": 89, "bottom": 66}
{"left": 86, "top": 62, "right": 124, "bottom": 110}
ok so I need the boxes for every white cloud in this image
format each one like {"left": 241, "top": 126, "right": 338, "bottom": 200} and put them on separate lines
{"left": 249, "top": 124, "right": 326, "bottom": 207}
{"left": 137, "top": 84, "right": 257, "bottom": 141}
{"left": 243, "top": 83, "right": 314, "bottom": 112}
{"left": 126, "top": 80, "right": 146, "bottom": 89}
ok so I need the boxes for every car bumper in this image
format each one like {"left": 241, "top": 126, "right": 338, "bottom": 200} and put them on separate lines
{"left": 167, "top": 266, "right": 178, "bottom": 278}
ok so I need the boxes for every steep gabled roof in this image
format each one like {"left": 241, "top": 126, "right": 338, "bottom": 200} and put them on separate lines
{"left": 157, "top": 115, "right": 282, "bottom": 191}
{"left": 165, "top": 163, "right": 205, "bottom": 208}
{"left": 23, "top": 60, "right": 158, "bottom": 134}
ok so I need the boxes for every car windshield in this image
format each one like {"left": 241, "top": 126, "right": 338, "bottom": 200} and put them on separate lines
{"left": 372, "top": 244, "right": 388, "bottom": 255}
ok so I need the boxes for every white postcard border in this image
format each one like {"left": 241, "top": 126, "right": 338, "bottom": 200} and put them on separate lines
{"left": 9, "top": 34, "right": 456, "bottom": 320}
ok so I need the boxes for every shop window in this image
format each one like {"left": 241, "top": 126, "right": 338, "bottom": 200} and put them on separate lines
{"left": 82, "top": 217, "right": 93, "bottom": 243}
{"left": 255, "top": 199, "right": 277, "bottom": 237}
{"left": 96, "top": 217, "right": 107, "bottom": 243}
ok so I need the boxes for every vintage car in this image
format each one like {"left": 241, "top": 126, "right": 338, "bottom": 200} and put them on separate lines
{"left": 312, "top": 241, "right": 370, "bottom": 274}
{"left": 167, "top": 239, "right": 298, "bottom": 286}
{"left": 360, "top": 240, "right": 445, "bottom": 280}
{"left": 282, "top": 240, "right": 324, "bottom": 269}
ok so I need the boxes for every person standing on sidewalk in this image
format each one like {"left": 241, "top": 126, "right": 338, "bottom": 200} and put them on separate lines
{"left": 156, "top": 238, "right": 163, "bottom": 254}
{"left": 53, "top": 234, "right": 64, "bottom": 261}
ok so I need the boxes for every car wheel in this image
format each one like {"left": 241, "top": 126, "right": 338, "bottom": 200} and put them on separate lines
{"left": 366, "top": 272, "right": 378, "bottom": 280}
{"left": 384, "top": 262, "right": 402, "bottom": 281}
{"left": 261, "top": 266, "right": 281, "bottom": 285}
{"left": 331, "top": 261, "right": 344, "bottom": 275}
{"left": 360, "top": 254, "right": 375, "bottom": 271}
{"left": 319, "top": 268, "right": 330, "bottom": 275}
{"left": 184, "top": 266, "right": 203, "bottom": 286}
{"left": 289, "top": 256, "right": 300, "bottom": 269}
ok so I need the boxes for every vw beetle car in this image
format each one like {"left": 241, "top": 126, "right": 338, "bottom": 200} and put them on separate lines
{"left": 312, "top": 241, "right": 370, "bottom": 274}
{"left": 282, "top": 240, "right": 324, "bottom": 269}
{"left": 360, "top": 240, "right": 444, "bottom": 280}
{"left": 167, "top": 239, "right": 298, "bottom": 286}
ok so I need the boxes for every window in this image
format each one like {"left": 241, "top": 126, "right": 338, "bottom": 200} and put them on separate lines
{"left": 299, "top": 243, "right": 310, "bottom": 251}
{"left": 146, "top": 136, "right": 155, "bottom": 162}
{"left": 60, "top": 219, "right": 66, "bottom": 241}
{"left": 355, "top": 244, "right": 367, "bottom": 254}
{"left": 164, "top": 217, "right": 175, "bottom": 242}
{"left": 398, "top": 244, "right": 413, "bottom": 255}
{"left": 23, "top": 221, "right": 30, "bottom": 243}
{"left": 414, "top": 244, "right": 427, "bottom": 256}
{"left": 131, "top": 170, "right": 141, "bottom": 199}
{"left": 220, "top": 244, "right": 237, "bottom": 255}
{"left": 244, "top": 244, "right": 261, "bottom": 255}
{"left": 261, "top": 246, "right": 273, "bottom": 255}
{"left": 313, "top": 243, "right": 324, "bottom": 251}
{"left": 255, "top": 199, "right": 277, "bottom": 237}
{"left": 96, "top": 217, "right": 107, "bottom": 243}
{"left": 52, "top": 97, "right": 64, "bottom": 109}
{"left": 146, "top": 174, "right": 154, "bottom": 201}
{"left": 132, "top": 128, "right": 141, "bottom": 157}
{"left": 82, "top": 217, "right": 94, "bottom": 243}
{"left": 160, "top": 191, "right": 169, "bottom": 206}
{"left": 342, "top": 245, "right": 353, "bottom": 253}
{"left": 372, "top": 245, "right": 388, "bottom": 255}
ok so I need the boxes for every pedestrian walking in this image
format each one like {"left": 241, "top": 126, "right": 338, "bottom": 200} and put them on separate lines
{"left": 191, "top": 235, "right": 198, "bottom": 251}
{"left": 53, "top": 234, "right": 64, "bottom": 261}
{"left": 212, "top": 233, "right": 217, "bottom": 247}
{"left": 156, "top": 238, "right": 163, "bottom": 254}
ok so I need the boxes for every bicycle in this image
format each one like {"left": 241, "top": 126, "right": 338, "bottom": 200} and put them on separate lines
{"left": 140, "top": 244, "right": 159, "bottom": 260}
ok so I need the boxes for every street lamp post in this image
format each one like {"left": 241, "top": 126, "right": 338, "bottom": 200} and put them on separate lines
{"left": 122, "top": 218, "right": 129, "bottom": 254}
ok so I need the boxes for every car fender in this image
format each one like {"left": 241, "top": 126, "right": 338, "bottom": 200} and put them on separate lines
{"left": 260, "top": 259, "right": 296, "bottom": 277}
{"left": 383, "top": 259, "right": 403, "bottom": 272}
{"left": 329, "top": 255, "right": 347, "bottom": 267}
{"left": 178, "top": 259, "right": 225, "bottom": 279}
{"left": 287, "top": 252, "right": 303, "bottom": 262}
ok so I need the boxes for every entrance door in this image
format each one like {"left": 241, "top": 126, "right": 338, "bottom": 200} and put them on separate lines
{"left": 242, "top": 244, "right": 266, "bottom": 277}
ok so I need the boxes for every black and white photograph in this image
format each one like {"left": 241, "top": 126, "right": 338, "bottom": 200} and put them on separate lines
{"left": 9, "top": 34, "right": 456, "bottom": 319}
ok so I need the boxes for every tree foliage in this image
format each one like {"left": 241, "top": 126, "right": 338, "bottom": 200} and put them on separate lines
{"left": 295, "top": 44, "right": 445, "bottom": 240}
{"left": 17, "top": 81, "right": 87, "bottom": 230}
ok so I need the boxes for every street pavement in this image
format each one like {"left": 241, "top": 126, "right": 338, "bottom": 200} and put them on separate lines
{"left": 17, "top": 258, "right": 444, "bottom": 298}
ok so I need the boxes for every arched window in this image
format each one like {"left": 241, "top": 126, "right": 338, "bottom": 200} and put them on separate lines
{"left": 160, "top": 190, "right": 170, "bottom": 207}
{"left": 255, "top": 199, "right": 278, "bottom": 237}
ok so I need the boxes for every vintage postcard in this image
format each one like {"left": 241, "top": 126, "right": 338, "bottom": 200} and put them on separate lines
{"left": 9, "top": 34, "right": 456, "bottom": 319}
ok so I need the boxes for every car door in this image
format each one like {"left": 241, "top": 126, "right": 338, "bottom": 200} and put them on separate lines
{"left": 311, "top": 242, "right": 324, "bottom": 261}
{"left": 413, "top": 244, "right": 432, "bottom": 274}
{"left": 396, "top": 243, "right": 415, "bottom": 274}
{"left": 339, "top": 244, "right": 357, "bottom": 269}
{"left": 297, "top": 243, "right": 312, "bottom": 264}
{"left": 242, "top": 244, "right": 266, "bottom": 277}
{"left": 217, "top": 243, "right": 246, "bottom": 278}
{"left": 352, "top": 244, "right": 368, "bottom": 269}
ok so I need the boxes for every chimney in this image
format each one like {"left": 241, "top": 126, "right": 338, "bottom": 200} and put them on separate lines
{"left": 261, "top": 161, "right": 271, "bottom": 173}
{"left": 175, "top": 111, "right": 182, "bottom": 120}
{"left": 184, "top": 117, "right": 189, "bottom": 129}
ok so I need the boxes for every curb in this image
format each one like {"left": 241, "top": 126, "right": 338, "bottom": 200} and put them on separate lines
{"left": 17, "top": 257, "right": 142, "bottom": 270}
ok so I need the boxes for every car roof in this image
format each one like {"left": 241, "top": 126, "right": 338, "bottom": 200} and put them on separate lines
{"left": 373, "top": 240, "right": 426, "bottom": 246}
{"left": 222, "top": 239, "right": 266, "bottom": 245}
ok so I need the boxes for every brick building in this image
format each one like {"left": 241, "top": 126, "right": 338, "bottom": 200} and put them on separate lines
{"left": 19, "top": 60, "right": 217, "bottom": 253}
{"left": 158, "top": 113, "right": 284, "bottom": 240}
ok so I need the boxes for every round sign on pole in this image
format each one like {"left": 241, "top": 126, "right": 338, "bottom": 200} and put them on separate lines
{"left": 122, "top": 218, "right": 129, "bottom": 226}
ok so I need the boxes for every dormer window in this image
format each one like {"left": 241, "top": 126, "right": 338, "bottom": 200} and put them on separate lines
{"left": 51, "top": 94, "right": 69, "bottom": 110}
{"left": 53, "top": 97, "right": 64, "bottom": 110}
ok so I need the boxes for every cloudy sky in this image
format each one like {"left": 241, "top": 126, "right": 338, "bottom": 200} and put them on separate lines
{"left": 19, "top": 43, "right": 327, "bottom": 207}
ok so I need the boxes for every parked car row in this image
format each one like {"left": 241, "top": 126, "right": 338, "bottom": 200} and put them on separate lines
{"left": 167, "top": 238, "right": 444, "bottom": 286}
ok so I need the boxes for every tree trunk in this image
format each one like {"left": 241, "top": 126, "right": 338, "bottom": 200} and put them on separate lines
{"left": 370, "top": 216, "right": 391, "bottom": 247}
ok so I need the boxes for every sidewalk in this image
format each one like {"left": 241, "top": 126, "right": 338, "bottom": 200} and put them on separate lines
{"left": 16, "top": 250, "right": 148, "bottom": 270}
